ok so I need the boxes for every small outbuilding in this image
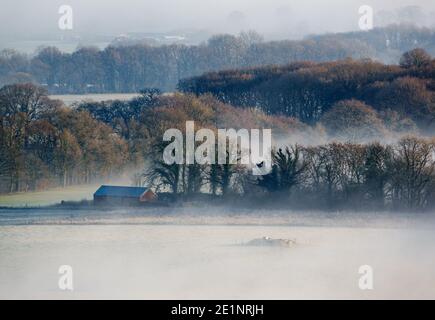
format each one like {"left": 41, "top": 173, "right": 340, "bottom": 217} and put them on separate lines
{"left": 93, "top": 185, "right": 156, "bottom": 206}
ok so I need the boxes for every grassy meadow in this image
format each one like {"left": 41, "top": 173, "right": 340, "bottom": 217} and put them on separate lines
{"left": 0, "top": 185, "right": 98, "bottom": 207}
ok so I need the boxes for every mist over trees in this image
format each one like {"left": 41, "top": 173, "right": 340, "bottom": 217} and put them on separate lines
{"left": 180, "top": 48, "right": 435, "bottom": 133}
{"left": 78, "top": 92, "right": 435, "bottom": 212}
{"left": 1, "top": 26, "right": 435, "bottom": 212}
{"left": 131, "top": 94, "right": 435, "bottom": 212}
{"left": 0, "top": 83, "right": 315, "bottom": 194}
{"left": 1, "top": 25, "right": 435, "bottom": 93}
{"left": 0, "top": 83, "right": 434, "bottom": 212}
{"left": 85, "top": 90, "right": 431, "bottom": 212}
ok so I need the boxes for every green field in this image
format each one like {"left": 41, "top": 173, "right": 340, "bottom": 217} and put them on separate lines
{"left": 0, "top": 185, "right": 98, "bottom": 207}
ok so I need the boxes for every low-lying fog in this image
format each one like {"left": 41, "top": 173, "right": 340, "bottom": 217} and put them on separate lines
{"left": 0, "top": 208, "right": 435, "bottom": 299}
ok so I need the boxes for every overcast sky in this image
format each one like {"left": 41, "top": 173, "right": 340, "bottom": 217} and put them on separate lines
{"left": 1, "top": 0, "right": 434, "bottom": 41}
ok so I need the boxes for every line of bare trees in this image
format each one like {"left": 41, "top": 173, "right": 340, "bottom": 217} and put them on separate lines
{"left": 1, "top": 25, "right": 434, "bottom": 93}
{"left": 145, "top": 138, "right": 435, "bottom": 211}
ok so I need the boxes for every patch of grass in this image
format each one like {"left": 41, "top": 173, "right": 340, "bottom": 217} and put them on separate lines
{"left": 0, "top": 185, "right": 98, "bottom": 207}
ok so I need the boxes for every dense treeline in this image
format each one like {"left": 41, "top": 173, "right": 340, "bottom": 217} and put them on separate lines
{"left": 1, "top": 25, "right": 435, "bottom": 93}
{"left": 0, "top": 83, "right": 128, "bottom": 193}
{"left": 0, "top": 83, "right": 314, "bottom": 193}
{"left": 76, "top": 91, "right": 434, "bottom": 212}
{"left": 1, "top": 83, "right": 434, "bottom": 212}
{"left": 123, "top": 93, "right": 434, "bottom": 212}
{"left": 180, "top": 49, "right": 435, "bottom": 132}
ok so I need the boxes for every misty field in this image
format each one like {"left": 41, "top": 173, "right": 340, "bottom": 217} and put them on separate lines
{"left": 1, "top": 209, "right": 435, "bottom": 299}
{"left": 49, "top": 93, "right": 140, "bottom": 106}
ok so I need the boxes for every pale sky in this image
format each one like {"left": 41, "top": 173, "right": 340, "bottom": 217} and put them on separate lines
{"left": 0, "top": 0, "right": 434, "bottom": 40}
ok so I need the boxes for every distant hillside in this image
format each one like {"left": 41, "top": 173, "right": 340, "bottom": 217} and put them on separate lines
{"left": 179, "top": 49, "right": 435, "bottom": 132}
{"left": 0, "top": 25, "right": 434, "bottom": 93}
{"left": 308, "top": 24, "right": 435, "bottom": 63}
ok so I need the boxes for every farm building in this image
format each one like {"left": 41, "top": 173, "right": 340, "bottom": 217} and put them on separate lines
{"left": 93, "top": 185, "right": 156, "bottom": 205}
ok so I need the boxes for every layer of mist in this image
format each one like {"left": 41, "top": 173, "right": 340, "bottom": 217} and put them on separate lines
{"left": 1, "top": 213, "right": 435, "bottom": 299}
{"left": 1, "top": 1, "right": 435, "bottom": 52}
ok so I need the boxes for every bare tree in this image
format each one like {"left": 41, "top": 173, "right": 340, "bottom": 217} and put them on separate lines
{"left": 389, "top": 137, "right": 435, "bottom": 210}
